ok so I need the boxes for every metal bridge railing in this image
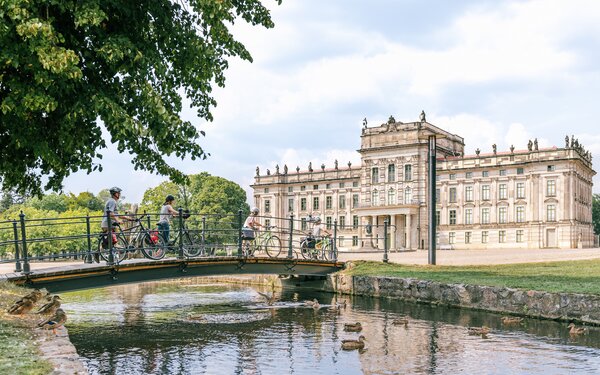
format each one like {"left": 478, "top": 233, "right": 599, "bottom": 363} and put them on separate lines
{"left": 0, "top": 209, "right": 347, "bottom": 275}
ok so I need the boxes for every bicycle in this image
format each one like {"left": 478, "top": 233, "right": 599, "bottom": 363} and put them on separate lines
{"left": 165, "top": 215, "right": 209, "bottom": 257}
{"left": 300, "top": 234, "right": 335, "bottom": 260}
{"left": 243, "top": 226, "right": 282, "bottom": 258}
{"left": 97, "top": 214, "right": 166, "bottom": 263}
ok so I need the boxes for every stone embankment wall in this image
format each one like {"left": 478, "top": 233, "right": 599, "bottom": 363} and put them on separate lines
{"left": 325, "top": 274, "right": 600, "bottom": 325}
{"left": 35, "top": 326, "right": 88, "bottom": 374}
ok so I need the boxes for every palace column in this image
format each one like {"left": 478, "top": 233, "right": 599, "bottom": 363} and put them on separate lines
{"left": 390, "top": 214, "right": 397, "bottom": 250}
{"left": 406, "top": 214, "right": 412, "bottom": 250}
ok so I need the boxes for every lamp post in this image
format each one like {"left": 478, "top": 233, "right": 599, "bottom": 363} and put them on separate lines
{"left": 428, "top": 135, "right": 437, "bottom": 265}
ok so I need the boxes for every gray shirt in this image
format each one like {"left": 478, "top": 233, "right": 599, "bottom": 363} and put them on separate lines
{"left": 101, "top": 198, "right": 118, "bottom": 228}
{"left": 158, "top": 204, "right": 173, "bottom": 224}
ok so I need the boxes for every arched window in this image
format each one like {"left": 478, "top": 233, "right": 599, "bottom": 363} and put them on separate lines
{"left": 404, "top": 187, "right": 412, "bottom": 204}
{"left": 372, "top": 190, "right": 379, "bottom": 206}
{"left": 387, "top": 188, "right": 396, "bottom": 205}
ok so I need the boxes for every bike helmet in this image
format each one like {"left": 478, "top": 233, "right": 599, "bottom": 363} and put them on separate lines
{"left": 109, "top": 186, "right": 122, "bottom": 195}
{"left": 165, "top": 194, "right": 175, "bottom": 203}
{"left": 251, "top": 207, "right": 259, "bottom": 214}
{"left": 313, "top": 216, "right": 321, "bottom": 223}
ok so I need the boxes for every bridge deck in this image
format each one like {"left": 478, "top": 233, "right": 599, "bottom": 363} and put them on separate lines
{"left": 2, "top": 257, "right": 344, "bottom": 292}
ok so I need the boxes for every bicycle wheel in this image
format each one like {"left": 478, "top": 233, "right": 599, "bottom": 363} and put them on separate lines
{"left": 321, "top": 243, "right": 332, "bottom": 261}
{"left": 300, "top": 240, "right": 311, "bottom": 259}
{"left": 98, "top": 234, "right": 128, "bottom": 263}
{"left": 140, "top": 232, "right": 167, "bottom": 260}
{"left": 265, "top": 236, "right": 282, "bottom": 258}
{"left": 182, "top": 232, "right": 201, "bottom": 257}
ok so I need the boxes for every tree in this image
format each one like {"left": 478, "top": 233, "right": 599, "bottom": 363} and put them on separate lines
{"left": 593, "top": 194, "right": 600, "bottom": 235}
{"left": 0, "top": 0, "right": 280, "bottom": 195}
{"left": 139, "top": 180, "right": 180, "bottom": 213}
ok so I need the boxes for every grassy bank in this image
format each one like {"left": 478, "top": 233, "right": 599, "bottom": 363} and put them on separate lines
{"left": 344, "top": 259, "right": 600, "bottom": 295}
{"left": 0, "top": 282, "right": 54, "bottom": 375}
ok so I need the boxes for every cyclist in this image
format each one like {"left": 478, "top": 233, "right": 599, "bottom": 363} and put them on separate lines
{"left": 242, "top": 207, "right": 262, "bottom": 254}
{"left": 157, "top": 194, "right": 179, "bottom": 244}
{"left": 99, "top": 187, "right": 132, "bottom": 260}
{"left": 312, "top": 216, "right": 331, "bottom": 239}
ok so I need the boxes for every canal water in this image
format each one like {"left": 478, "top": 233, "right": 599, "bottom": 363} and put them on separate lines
{"left": 63, "top": 279, "right": 600, "bottom": 375}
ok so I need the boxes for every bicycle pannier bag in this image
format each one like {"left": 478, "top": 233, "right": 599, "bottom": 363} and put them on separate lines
{"left": 241, "top": 227, "right": 255, "bottom": 240}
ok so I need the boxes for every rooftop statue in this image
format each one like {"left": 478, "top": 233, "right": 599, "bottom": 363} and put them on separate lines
{"left": 348, "top": 161, "right": 352, "bottom": 169}
{"left": 565, "top": 135, "right": 570, "bottom": 148}
{"left": 283, "top": 164, "right": 288, "bottom": 174}
{"left": 321, "top": 163, "right": 325, "bottom": 171}
{"left": 388, "top": 115, "right": 396, "bottom": 124}
{"left": 334, "top": 159, "right": 338, "bottom": 170}
{"left": 266, "top": 169, "right": 270, "bottom": 176}
{"left": 296, "top": 166, "right": 300, "bottom": 173}
{"left": 275, "top": 164, "right": 279, "bottom": 174}
{"left": 510, "top": 145, "right": 515, "bottom": 153}
{"left": 475, "top": 148, "right": 480, "bottom": 156}
{"left": 492, "top": 144, "right": 497, "bottom": 154}
{"left": 308, "top": 162, "right": 313, "bottom": 172}
{"left": 534, "top": 138, "right": 538, "bottom": 151}
{"left": 420, "top": 110, "right": 426, "bottom": 122}
{"left": 362, "top": 118, "right": 368, "bottom": 128}
{"left": 527, "top": 140, "right": 533, "bottom": 151}
{"left": 256, "top": 166, "right": 260, "bottom": 177}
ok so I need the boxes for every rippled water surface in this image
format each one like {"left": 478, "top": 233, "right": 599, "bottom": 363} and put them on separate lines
{"left": 63, "top": 279, "right": 600, "bottom": 375}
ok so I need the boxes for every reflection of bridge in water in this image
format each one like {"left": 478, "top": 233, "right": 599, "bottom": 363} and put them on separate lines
{"left": 2, "top": 257, "right": 344, "bottom": 292}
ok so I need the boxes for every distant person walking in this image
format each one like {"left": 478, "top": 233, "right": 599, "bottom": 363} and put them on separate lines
{"left": 157, "top": 195, "right": 179, "bottom": 244}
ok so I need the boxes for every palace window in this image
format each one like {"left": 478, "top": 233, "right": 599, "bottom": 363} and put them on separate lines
{"left": 372, "top": 190, "right": 379, "bottom": 206}
{"left": 339, "top": 195, "right": 346, "bottom": 209}
{"left": 516, "top": 230, "right": 524, "bottom": 243}
{"left": 547, "top": 204, "right": 556, "bottom": 222}
{"left": 265, "top": 219, "right": 271, "bottom": 228}
{"left": 339, "top": 216, "right": 346, "bottom": 228}
{"left": 499, "top": 230, "right": 506, "bottom": 243}
{"left": 436, "top": 211, "right": 440, "bottom": 226}
{"left": 516, "top": 206, "right": 525, "bottom": 223}
{"left": 436, "top": 188, "right": 440, "bottom": 202}
{"left": 517, "top": 168, "right": 524, "bottom": 175}
{"left": 482, "top": 171, "right": 489, "bottom": 177}
{"left": 465, "top": 232, "right": 472, "bottom": 244}
{"left": 388, "top": 189, "right": 396, "bottom": 205}
{"left": 288, "top": 198, "right": 294, "bottom": 212}
{"left": 482, "top": 231, "right": 489, "bottom": 243}
{"left": 313, "top": 184, "right": 318, "bottom": 190}
{"left": 372, "top": 168, "right": 379, "bottom": 183}
{"left": 546, "top": 180, "right": 556, "bottom": 197}
{"left": 466, "top": 172, "right": 473, "bottom": 179}
{"left": 498, "top": 207, "right": 507, "bottom": 223}
{"left": 500, "top": 169, "right": 507, "bottom": 176}
{"left": 264, "top": 188, "right": 269, "bottom": 193}
{"left": 301, "top": 218, "right": 307, "bottom": 230}
{"left": 388, "top": 164, "right": 396, "bottom": 182}
{"left": 464, "top": 208, "right": 473, "bottom": 225}
{"left": 339, "top": 182, "right": 345, "bottom": 188}
{"left": 300, "top": 198, "right": 307, "bottom": 211}
{"left": 352, "top": 194, "right": 359, "bottom": 208}
{"left": 326, "top": 216, "right": 332, "bottom": 229}
{"left": 465, "top": 186, "right": 473, "bottom": 202}
{"left": 516, "top": 182, "right": 525, "bottom": 199}
{"left": 404, "top": 187, "right": 412, "bottom": 204}
{"left": 404, "top": 165, "right": 412, "bottom": 181}
{"left": 449, "top": 187, "right": 457, "bottom": 203}
{"left": 449, "top": 209, "right": 457, "bottom": 225}
{"left": 326, "top": 196, "right": 332, "bottom": 209}
{"left": 265, "top": 200, "right": 271, "bottom": 213}
{"left": 353, "top": 181, "right": 359, "bottom": 187}
{"left": 449, "top": 173, "right": 456, "bottom": 180}
{"left": 547, "top": 165, "right": 555, "bottom": 172}
{"left": 301, "top": 185, "right": 306, "bottom": 191}
{"left": 353, "top": 215, "right": 359, "bottom": 229}
{"left": 481, "top": 208, "right": 490, "bottom": 224}
{"left": 352, "top": 236, "right": 359, "bottom": 246}
{"left": 449, "top": 232, "right": 455, "bottom": 244}
{"left": 326, "top": 183, "right": 331, "bottom": 189}
{"left": 313, "top": 197, "right": 319, "bottom": 210}
{"left": 288, "top": 186, "right": 293, "bottom": 192}
{"left": 482, "top": 185, "right": 490, "bottom": 200}
{"left": 499, "top": 184, "right": 508, "bottom": 200}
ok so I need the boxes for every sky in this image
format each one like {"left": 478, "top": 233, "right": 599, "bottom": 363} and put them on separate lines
{"left": 62, "top": 0, "right": 600, "bottom": 203}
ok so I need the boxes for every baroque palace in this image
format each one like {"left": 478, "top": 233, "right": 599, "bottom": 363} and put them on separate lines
{"left": 251, "top": 113, "right": 595, "bottom": 250}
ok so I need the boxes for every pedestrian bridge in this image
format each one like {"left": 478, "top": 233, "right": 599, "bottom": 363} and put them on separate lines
{"left": 1, "top": 257, "right": 345, "bottom": 293}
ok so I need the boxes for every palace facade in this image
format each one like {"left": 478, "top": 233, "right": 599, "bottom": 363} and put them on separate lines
{"left": 251, "top": 115, "right": 595, "bottom": 250}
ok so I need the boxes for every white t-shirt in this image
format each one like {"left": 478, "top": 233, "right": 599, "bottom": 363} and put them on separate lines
{"left": 312, "top": 223, "right": 326, "bottom": 237}
{"left": 158, "top": 204, "right": 173, "bottom": 224}
{"left": 244, "top": 215, "right": 259, "bottom": 229}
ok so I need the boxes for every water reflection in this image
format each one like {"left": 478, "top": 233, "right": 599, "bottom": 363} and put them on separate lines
{"left": 64, "top": 279, "right": 600, "bottom": 375}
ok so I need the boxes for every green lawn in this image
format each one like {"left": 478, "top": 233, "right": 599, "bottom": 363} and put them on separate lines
{"left": 344, "top": 259, "right": 600, "bottom": 295}
{"left": 0, "top": 283, "right": 54, "bottom": 375}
